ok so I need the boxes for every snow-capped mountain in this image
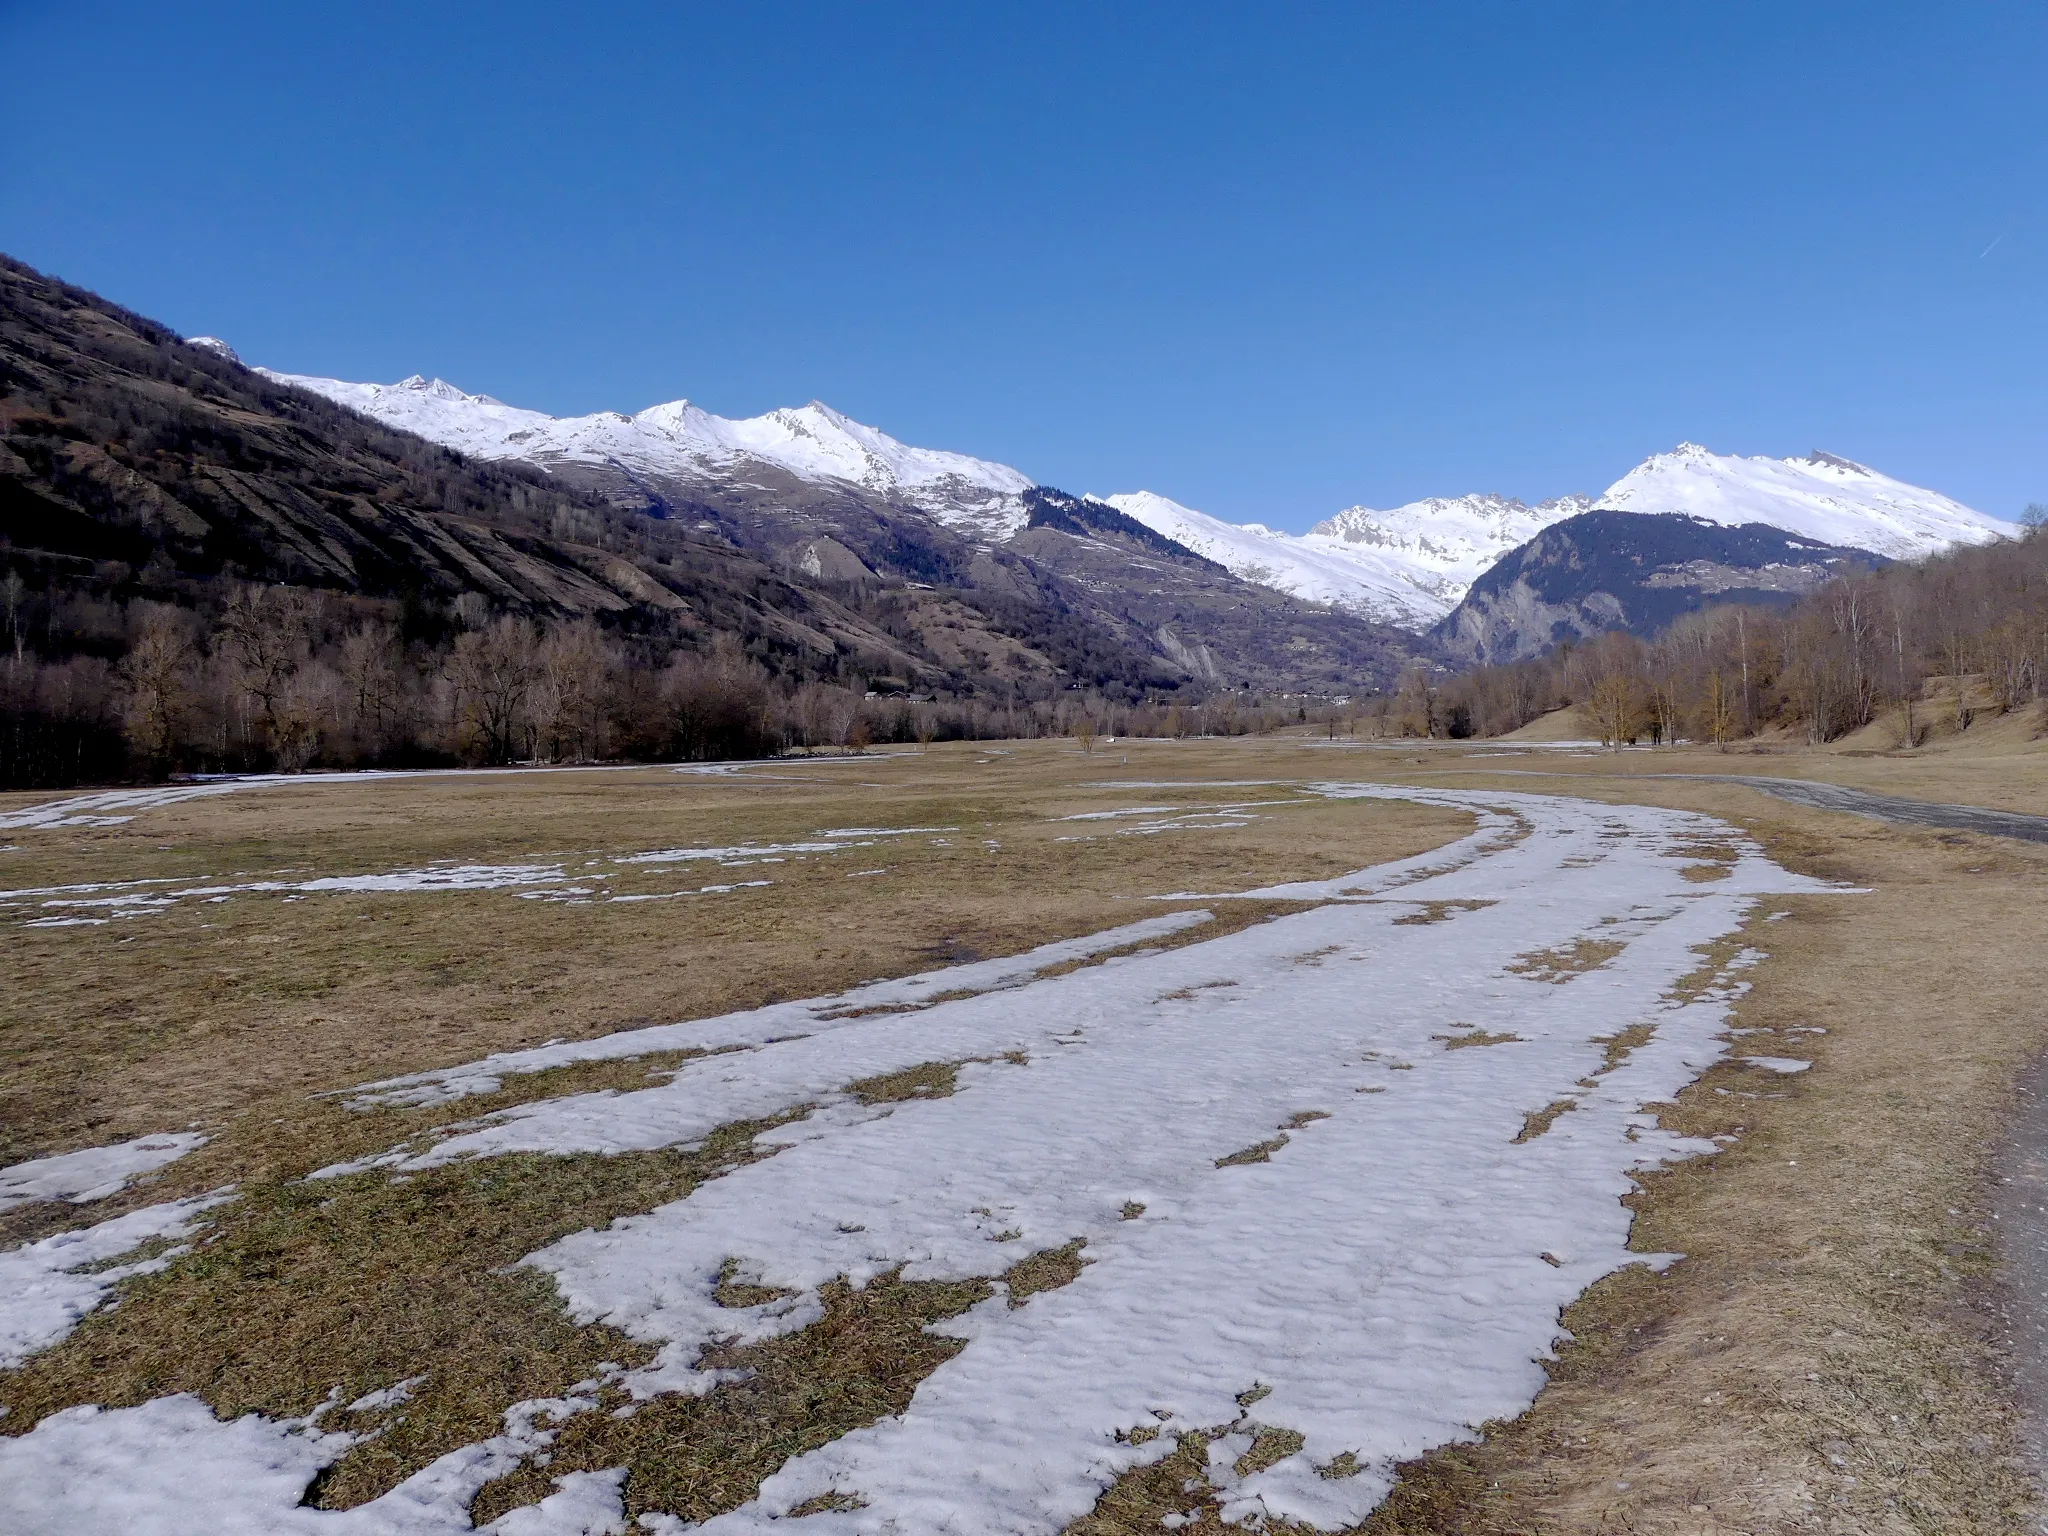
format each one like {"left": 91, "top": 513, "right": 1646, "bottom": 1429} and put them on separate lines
{"left": 1112, "top": 446, "right": 2010, "bottom": 627}
{"left": 254, "top": 370, "right": 1035, "bottom": 540}
{"left": 1597, "top": 443, "right": 2015, "bottom": 560}
{"left": 241, "top": 352, "right": 2013, "bottom": 633}
{"left": 1105, "top": 490, "right": 1593, "bottom": 628}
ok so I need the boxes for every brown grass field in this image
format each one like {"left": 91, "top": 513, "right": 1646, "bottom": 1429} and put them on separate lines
{"left": 3, "top": 713, "right": 2046, "bottom": 1532}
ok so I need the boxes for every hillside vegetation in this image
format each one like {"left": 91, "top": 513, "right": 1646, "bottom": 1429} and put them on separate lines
{"left": 1414, "top": 523, "right": 2048, "bottom": 744}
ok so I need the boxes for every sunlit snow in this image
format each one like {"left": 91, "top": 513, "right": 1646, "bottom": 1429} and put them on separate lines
{"left": 0, "top": 1134, "right": 207, "bottom": 1214}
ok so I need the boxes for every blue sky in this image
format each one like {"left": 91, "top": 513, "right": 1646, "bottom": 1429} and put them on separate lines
{"left": 5, "top": 2, "right": 2043, "bottom": 528}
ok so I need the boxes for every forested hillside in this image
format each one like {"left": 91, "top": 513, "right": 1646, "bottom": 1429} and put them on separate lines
{"left": 1410, "top": 522, "right": 2048, "bottom": 744}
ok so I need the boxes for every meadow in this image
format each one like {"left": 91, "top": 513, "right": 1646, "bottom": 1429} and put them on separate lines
{"left": 2, "top": 723, "right": 2044, "bottom": 1534}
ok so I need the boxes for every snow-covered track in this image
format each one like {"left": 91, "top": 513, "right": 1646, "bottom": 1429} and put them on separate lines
{"left": 0, "top": 786, "right": 1841, "bottom": 1535}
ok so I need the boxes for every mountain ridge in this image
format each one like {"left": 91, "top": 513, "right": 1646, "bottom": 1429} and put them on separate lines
{"left": 256, "top": 368, "right": 1036, "bottom": 542}
{"left": 256, "top": 361, "right": 2010, "bottom": 635}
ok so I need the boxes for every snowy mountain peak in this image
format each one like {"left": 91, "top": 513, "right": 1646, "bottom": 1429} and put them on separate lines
{"left": 256, "top": 367, "right": 1036, "bottom": 538}
{"left": 1597, "top": 443, "right": 2013, "bottom": 560}
{"left": 1805, "top": 449, "right": 1872, "bottom": 474}
{"left": 241, "top": 344, "right": 2007, "bottom": 632}
{"left": 184, "top": 336, "right": 241, "bottom": 364}
{"left": 389, "top": 375, "right": 500, "bottom": 405}
{"left": 1105, "top": 489, "right": 1568, "bottom": 629}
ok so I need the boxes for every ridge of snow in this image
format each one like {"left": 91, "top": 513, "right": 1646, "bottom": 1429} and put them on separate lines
{"left": 255, "top": 369, "right": 1035, "bottom": 539}
{"left": 235, "top": 339, "right": 2011, "bottom": 622}
{"left": 1106, "top": 491, "right": 1594, "bottom": 628}
{"left": 1595, "top": 444, "right": 2017, "bottom": 559}
{"left": 183, "top": 336, "right": 241, "bottom": 365}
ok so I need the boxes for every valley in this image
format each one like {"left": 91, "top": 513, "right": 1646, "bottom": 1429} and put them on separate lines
{"left": 2, "top": 251, "right": 2044, "bottom": 1535}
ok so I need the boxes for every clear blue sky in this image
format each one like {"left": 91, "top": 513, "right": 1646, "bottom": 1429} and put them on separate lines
{"left": 5, "top": 2, "right": 2043, "bottom": 528}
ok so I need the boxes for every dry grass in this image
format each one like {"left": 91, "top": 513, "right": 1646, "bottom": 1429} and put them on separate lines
{"left": 0, "top": 1115, "right": 794, "bottom": 1510}
{"left": 0, "top": 743, "right": 1468, "bottom": 1173}
{"left": 1436, "top": 1028, "right": 1521, "bottom": 1051}
{"left": 1392, "top": 898, "right": 1497, "bottom": 926}
{"left": 1216, "top": 1135, "right": 1292, "bottom": 1168}
{"left": 9, "top": 728, "right": 2048, "bottom": 1531}
{"left": 1506, "top": 937, "right": 1627, "bottom": 984}
{"left": 1513, "top": 1099, "right": 1578, "bottom": 1143}
{"left": 1357, "top": 733, "right": 2048, "bottom": 1534}
{"left": 0, "top": 737, "right": 1471, "bottom": 1521}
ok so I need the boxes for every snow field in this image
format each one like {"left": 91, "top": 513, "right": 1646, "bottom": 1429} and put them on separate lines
{"left": 0, "top": 786, "right": 1843, "bottom": 1534}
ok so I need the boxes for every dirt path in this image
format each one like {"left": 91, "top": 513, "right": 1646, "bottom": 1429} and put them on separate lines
{"left": 1677, "top": 774, "right": 2048, "bottom": 843}
{"left": 2000, "top": 1062, "right": 2048, "bottom": 1492}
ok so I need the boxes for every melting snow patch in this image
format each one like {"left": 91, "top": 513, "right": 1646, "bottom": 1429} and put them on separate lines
{"left": 10, "top": 826, "right": 955, "bottom": 928}
{"left": 323, "top": 910, "right": 1216, "bottom": 1119}
{"left": 0, "top": 1391, "right": 618, "bottom": 1535}
{"left": 0, "top": 1133, "right": 207, "bottom": 1213}
{"left": 346, "top": 1375, "right": 429, "bottom": 1414}
{"left": 1739, "top": 1056, "right": 1813, "bottom": 1075}
{"left": 2, "top": 787, "right": 1855, "bottom": 1533}
{"left": 0, "top": 1192, "right": 234, "bottom": 1368}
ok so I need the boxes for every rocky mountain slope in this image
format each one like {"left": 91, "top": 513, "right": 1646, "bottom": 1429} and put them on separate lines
{"left": 262, "top": 362, "right": 2010, "bottom": 644}
{"left": 1104, "top": 490, "right": 1599, "bottom": 628}
{"left": 2, "top": 256, "right": 1422, "bottom": 699}
{"left": 1433, "top": 511, "right": 1887, "bottom": 664}
{"left": 246, "top": 362, "right": 1425, "bottom": 693}
{"left": 0, "top": 258, "right": 982, "bottom": 682}
{"left": 1111, "top": 450, "right": 2007, "bottom": 627}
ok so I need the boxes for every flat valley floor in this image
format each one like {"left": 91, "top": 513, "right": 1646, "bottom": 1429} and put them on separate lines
{"left": 1, "top": 726, "right": 2044, "bottom": 1534}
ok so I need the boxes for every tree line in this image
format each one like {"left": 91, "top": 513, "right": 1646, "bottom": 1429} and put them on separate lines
{"left": 10, "top": 518, "right": 2040, "bottom": 788}
{"left": 0, "top": 579, "right": 1335, "bottom": 789}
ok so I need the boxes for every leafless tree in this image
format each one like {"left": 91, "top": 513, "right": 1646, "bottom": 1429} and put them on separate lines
{"left": 119, "top": 605, "right": 195, "bottom": 768}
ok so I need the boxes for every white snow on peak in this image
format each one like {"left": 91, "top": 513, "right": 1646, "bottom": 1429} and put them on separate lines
{"left": 1595, "top": 443, "right": 2017, "bottom": 560}
{"left": 256, "top": 368, "right": 1037, "bottom": 540}
{"left": 183, "top": 336, "right": 241, "bottom": 364}
{"left": 242, "top": 346, "right": 2010, "bottom": 621}
{"left": 1107, "top": 491, "right": 1592, "bottom": 629}
{"left": 1114, "top": 443, "right": 2005, "bottom": 630}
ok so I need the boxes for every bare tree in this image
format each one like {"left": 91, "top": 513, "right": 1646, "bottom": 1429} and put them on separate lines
{"left": 2, "top": 571, "right": 25, "bottom": 663}
{"left": 447, "top": 615, "right": 538, "bottom": 764}
{"left": 529, "top": 621, "right": 613, "bottom": 762}
{"left": 120, "top": 605, "right": 195, "bottom": 769}
{"left": 338, "top": 621, "right": 405, "bottom": 756}
{"left": 217, "top": 585, "right": 313, "bottom": 764}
